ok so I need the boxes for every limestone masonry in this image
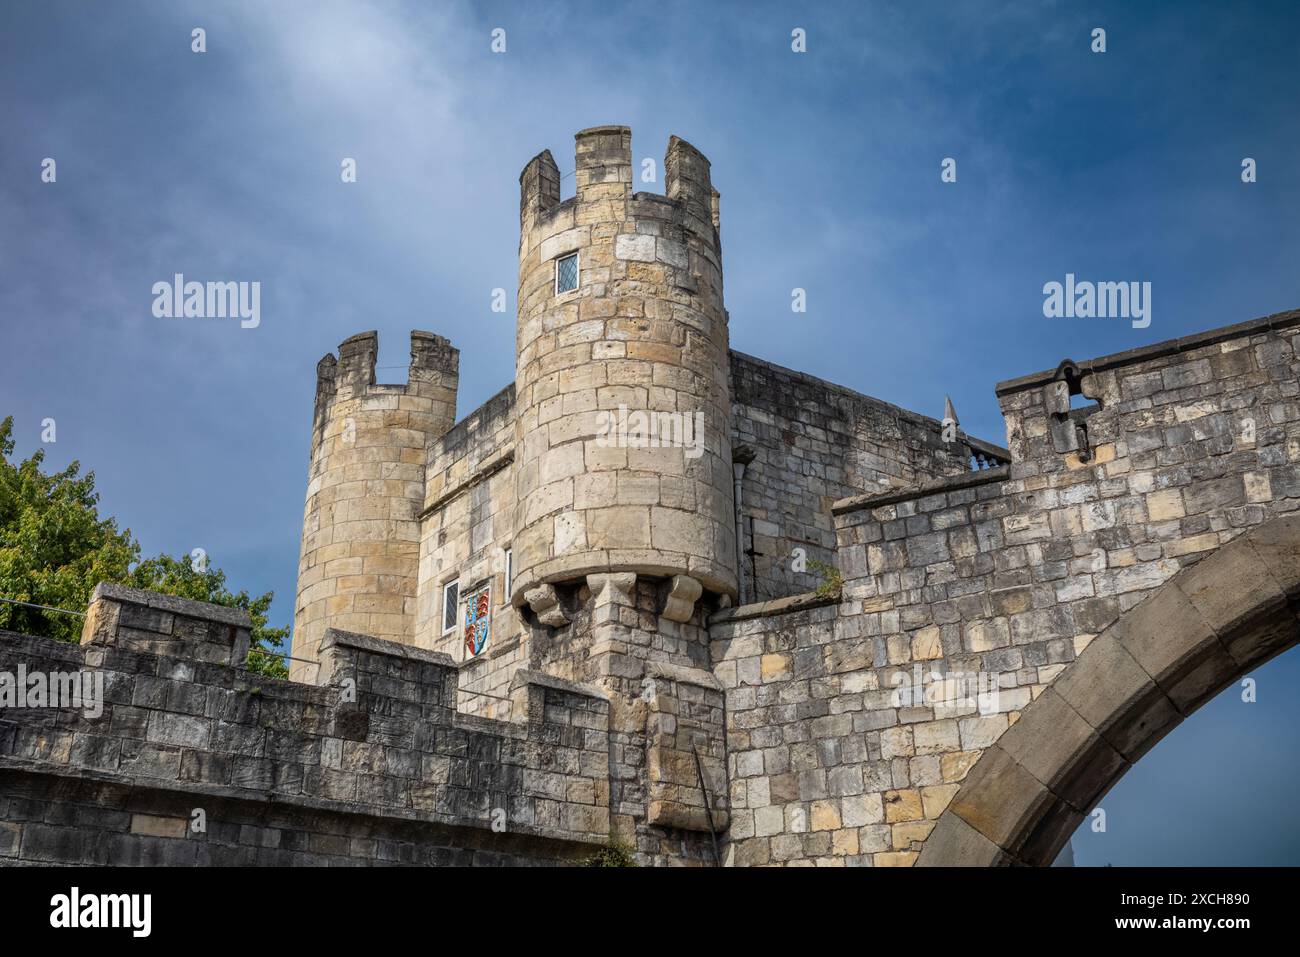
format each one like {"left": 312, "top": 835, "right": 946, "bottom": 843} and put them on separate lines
{"left": 3, "top": 126, "right": 1299, "bottom": 866}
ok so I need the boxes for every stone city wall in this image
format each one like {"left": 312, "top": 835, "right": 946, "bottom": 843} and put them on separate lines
{"left": 714, "top": 309, "right": 1300, "bottom": 866}
{"left": 0, "top": 583, "right": 612, "bottom": 865}
{"left": 730, "top": 350, "right": 1002, "bottom": 603}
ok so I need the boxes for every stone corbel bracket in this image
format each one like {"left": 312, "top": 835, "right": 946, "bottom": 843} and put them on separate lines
{"left": 524, "top": 583, "right": 570, "bottom": 627}
{"left": 587, "top": 572, "right": 637, "bottom": 607}
{"left": 662, "top": 574, "right": 702, "bottom": 623}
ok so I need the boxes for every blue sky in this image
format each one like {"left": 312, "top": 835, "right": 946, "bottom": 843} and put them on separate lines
{"left": 2, "top": 0, "right": 1297, "bottom": 865}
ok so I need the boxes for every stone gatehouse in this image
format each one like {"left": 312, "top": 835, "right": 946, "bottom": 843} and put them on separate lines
{"left": 2, "top": 125, "right": 1297, "bottom": 866}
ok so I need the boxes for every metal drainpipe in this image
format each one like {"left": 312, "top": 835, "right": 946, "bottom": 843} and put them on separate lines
{"left": 732, "top": 446, "right": 755, "bottom": 606}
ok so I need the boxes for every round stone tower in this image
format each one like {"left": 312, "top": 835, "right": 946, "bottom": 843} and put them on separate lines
{"left": 512, "top": 126, "right": 737, "bottom": 620}
{"left": 292, "top": 330, "right": 459, "bottom": 681}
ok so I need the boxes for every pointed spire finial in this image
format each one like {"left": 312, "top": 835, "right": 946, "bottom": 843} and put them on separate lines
{"left": 943, "top": 395, "right": 959, "bottom": 426}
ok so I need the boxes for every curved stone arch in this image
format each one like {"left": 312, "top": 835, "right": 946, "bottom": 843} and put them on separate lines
{"left": 918, "top": 513, "right": 1300, "bottom": 866}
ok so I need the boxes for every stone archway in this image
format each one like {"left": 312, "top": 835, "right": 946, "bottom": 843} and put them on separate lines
{"left": 917, "top": 513, "right": 1300, "bottom": 866}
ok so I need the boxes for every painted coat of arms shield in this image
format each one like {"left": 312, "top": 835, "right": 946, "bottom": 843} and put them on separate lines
{"left": 464, "top": 586, "right": 491, "bottom": 657}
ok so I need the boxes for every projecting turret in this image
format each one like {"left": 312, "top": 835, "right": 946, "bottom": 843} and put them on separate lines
{"left": 511, "top": 126, "right": 737, "bottom": 628}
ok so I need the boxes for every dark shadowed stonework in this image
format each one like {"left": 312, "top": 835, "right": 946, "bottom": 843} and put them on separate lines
{"left": 0, "top": 584, "right": 610, "bottom": 865}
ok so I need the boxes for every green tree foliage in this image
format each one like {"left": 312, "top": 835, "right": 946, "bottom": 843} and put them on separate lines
{"left": 0, "top": 416, "right": 289, "bottom": 677}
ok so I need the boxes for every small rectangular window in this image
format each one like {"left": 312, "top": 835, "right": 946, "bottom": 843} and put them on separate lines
{"left": 504, "top": 548, "right": 512, "bottom": 601}
{"left": 555, "top": 253, "right": 579, "bottom": 294}
{"left": 442, "top": 580, "right": 459, "bottom": 634}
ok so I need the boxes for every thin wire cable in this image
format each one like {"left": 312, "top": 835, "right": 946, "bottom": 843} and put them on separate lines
{"left": 0, "top": 596, "right": 86, "bottom": 617}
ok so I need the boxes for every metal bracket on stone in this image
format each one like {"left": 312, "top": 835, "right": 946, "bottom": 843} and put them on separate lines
{"left": 661, "top": 574, "right": 702, "bottom": 623}
{"left": 1044, "top": 379, "right": 1083, "bottom": 455}
{"left": 525, "top": 583, "right": 570, "bottom": 627}
{"left": 1044, "top": 360, "right": 1101, "bottom": 460}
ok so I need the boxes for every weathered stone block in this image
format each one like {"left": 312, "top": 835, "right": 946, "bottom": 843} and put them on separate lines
{"left": 948, "top": 745, "right": 1054, "bottom": 853}
{"left": 993, "top": 688, "right": 1126, "bottom": 813}
{"left": 915, "top": 811, "right": 1009, "bottom": 866}
{"left": 1112, "top": 577, "right": 1236, "bottom": 712}
{"left": 1051, "top": 632, "right": 1180, "bottom": 763}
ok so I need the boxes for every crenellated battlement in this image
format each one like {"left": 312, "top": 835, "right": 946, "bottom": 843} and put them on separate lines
{"left": 409, "top": 330, "right": 460, "bottom": 386}
{"left": 293, "top": 330, "right": 460, "bottom": 682}
{"left": 664, "top": 135, "right": 720, "bottom": 241}
{"left": 284, "top": 125, "right": 1091, "bottom": 867}
{"left": 519, "top": 149, "right": 560, "bottom": 235}
{"left": 0, "top": 582, "right": 613, "bottom": 865}
{"left": 573, "top": 125, "right": 632, "bottom": 197}
{"left": 512, "top": 125, "right": 737, "bottom": 625}
{"left": 335, "top": 330, "right": 379, "bottom": 395}
{"left": 519, "top": 128, "right": 721, "bottom": 260}
{"left": 315, "top": 330, "right": 459, "bottom": 400}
